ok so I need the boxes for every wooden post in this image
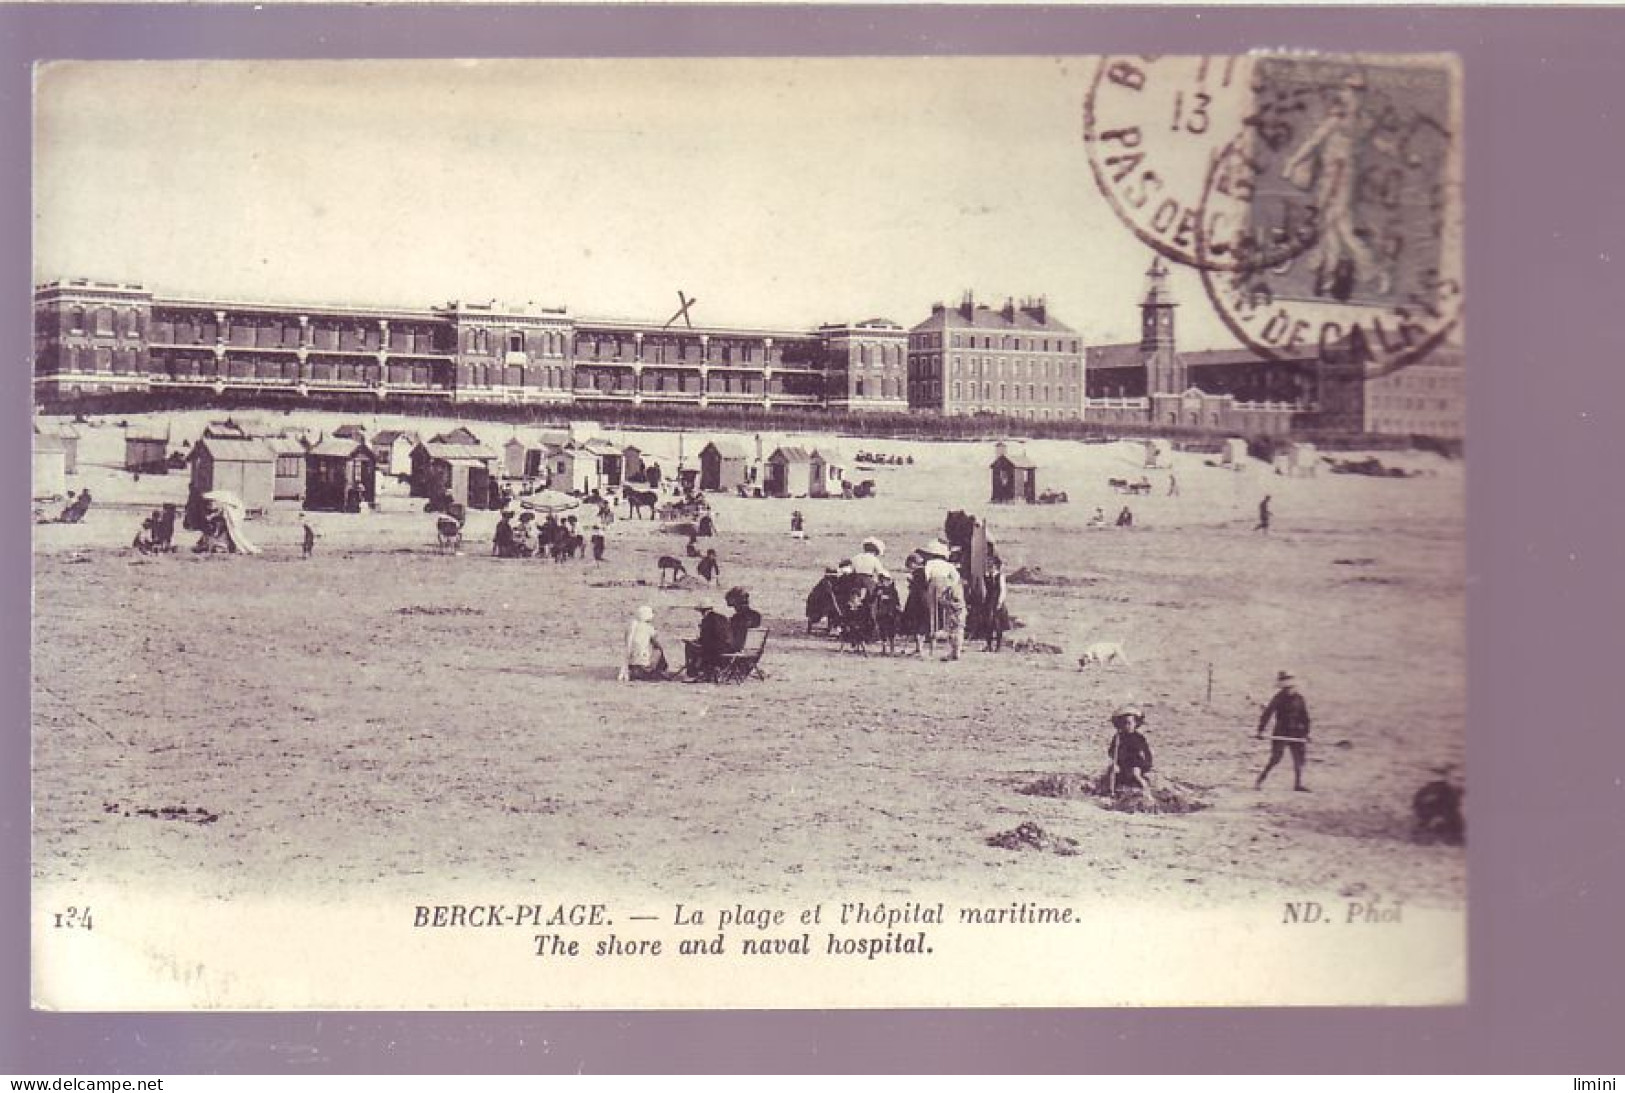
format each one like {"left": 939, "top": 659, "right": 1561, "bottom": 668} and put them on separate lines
{"left": 1206, "top": 663, "right": 1213, "bottom": 706}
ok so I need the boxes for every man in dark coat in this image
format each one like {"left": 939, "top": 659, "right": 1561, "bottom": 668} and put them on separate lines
{"left": 683, "top": 604, "right": 734, "bottom": 680}
{"left": 724, "top": 587, "right": 761, "bottom": 650}
{"left": 1255, "top": 670, "right": 1311, "bottom": 791}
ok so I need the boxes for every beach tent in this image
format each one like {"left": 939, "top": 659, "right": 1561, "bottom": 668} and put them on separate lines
{"left": 188, "top": 437, "right": 276, "bottom": 512}
{"left": 764, "top": 446, "right": 815, "bottom": 498}
{"left": 202, "top": 490, "right": 260, "bottom": 554}
{"left": 305, "top": 439, "right": 378, "bottom": 512}
{"left": 699, "top": 440, "right": 749, "bottom": 492}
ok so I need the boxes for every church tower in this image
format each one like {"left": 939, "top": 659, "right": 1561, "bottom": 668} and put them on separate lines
{"left": 1140, "top": 257, "right": 1186, "bottom": 395}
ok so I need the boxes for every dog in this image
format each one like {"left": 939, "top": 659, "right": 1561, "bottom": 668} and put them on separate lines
{"left": 1078, "top": 641, "right": 1129, "bottom": 668}
{"left": 658, "top": 555, "right": 689, "bottom": 587}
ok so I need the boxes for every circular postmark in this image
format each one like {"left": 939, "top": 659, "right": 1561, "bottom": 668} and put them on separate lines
{"left": 1085, "top": 55, "right": 1298, "bottom": 272}
{"left": 1194, "top": 56, "right": 1464, "bottom": 377}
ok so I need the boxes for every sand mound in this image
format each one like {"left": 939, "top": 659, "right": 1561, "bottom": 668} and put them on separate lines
{"left": 1020, "top": 773, "right": 1207, "bottom": 814}
{"left": 986, "top": 821, "right": 1079, "bottom": 855}
{"left": 1007, "top": 565, "right": 1095, "bottom": 587}
{"left": 397, "top": 605, "right": 484, "bottom": 616}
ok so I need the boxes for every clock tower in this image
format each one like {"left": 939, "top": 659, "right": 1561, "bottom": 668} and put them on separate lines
{"left": 1140, "top": 258, "right": 1186, "bottom": 396}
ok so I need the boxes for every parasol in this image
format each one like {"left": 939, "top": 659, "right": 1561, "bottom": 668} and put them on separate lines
{"left": 520, "top": 490, "right": 581, "bottom": 514}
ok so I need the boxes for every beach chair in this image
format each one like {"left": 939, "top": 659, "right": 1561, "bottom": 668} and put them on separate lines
{"left": 714, "top": 628, "right": 768, "bottom": 685}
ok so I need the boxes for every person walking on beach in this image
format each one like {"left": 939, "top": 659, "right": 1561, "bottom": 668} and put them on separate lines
{"left": 1255, "top": 671, "right": 1311, "bottom": 792}
{"left": 1167, "top": 473, "right": 1179, "bottom": 497}
{"left": 301, "top": 518, "right": 317, "bottom": 559}
{"left": 1255, "top": 494, "right": 1272, "bottom": 533}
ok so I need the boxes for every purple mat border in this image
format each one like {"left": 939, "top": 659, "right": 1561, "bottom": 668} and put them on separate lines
{"left": 4, "top": 4, "right": 1624, "bottom": 1075}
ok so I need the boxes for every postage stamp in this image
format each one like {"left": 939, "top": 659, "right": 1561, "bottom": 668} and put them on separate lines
{"left": 1196, "top": 55, "right": 1463, "bottom": 375}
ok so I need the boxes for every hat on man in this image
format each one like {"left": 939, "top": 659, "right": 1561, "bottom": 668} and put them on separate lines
{"left": 725, "top": 586, "right": 750, "bottom": 606}
{"left": 861, "top": 537, "right": 886, "bottom": 556}
{"left": 918, "top": 539, "right": 950, "bottom": 558}
{"left": 1112, "top": 704, "right": 1145, "bottom": 724}
{"left": 1276, "top": 671, "right": 1296, "bottom": 686}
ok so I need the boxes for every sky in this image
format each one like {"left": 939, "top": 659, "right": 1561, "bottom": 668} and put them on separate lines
{"left": 34, "top": 58, "right": 1238, "bottom": 348}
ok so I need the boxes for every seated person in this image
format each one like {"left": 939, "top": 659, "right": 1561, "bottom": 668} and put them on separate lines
{"left": 622, "top": 605, "right": 673, "bottom": 682}
{"left": 848, "top": 537, "right": 891, "bottom": 580}
{"left": 724, "top": 587, "right": 761, "bottom": 649}
{"left": 683, "top": 603, "right": 734, "bottom": 679}
{"left": 1105, "top": 705, "right": 1155, "bottom": 794}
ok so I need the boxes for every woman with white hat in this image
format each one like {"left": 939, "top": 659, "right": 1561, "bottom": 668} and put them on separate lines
{"left": 621, "top": 605, "right": 674, "bottom": 682}
{"left": 848, "top": 536, "right": 891, "bottom": 580}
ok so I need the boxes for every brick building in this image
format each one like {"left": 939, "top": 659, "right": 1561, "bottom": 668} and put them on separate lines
{"left": 906, "top": 295, "right": 1085, "bottom": 420}
{"left": 31, "top": 280, "right": 911, "bottom": 414}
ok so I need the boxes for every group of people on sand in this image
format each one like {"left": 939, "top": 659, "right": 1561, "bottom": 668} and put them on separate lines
{"left": 622, "top": 585, "right": 762, "bottom": 683}
{"left": 131, "top": 503, "right": 179, "bottom": 554}
{"left": 827, "top": 537, "right": 1010, "bottom": 660}
{"left": 493, "top": 510, "right": 605, "bottom": 563}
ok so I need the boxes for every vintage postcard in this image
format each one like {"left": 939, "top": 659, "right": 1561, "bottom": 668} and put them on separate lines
{"left": 30, "top": 55, "right": 1464, "bottom": 1010}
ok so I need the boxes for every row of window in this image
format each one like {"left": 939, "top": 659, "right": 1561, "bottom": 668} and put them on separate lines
{"left": 910, "top": 331, "right": 1082, "bottom": 354}
{"left": 63, "top": 305, "right": 141, "bottom": 338}
{"left": 927, "top": 382, "right": 1080, "bottom": 404}
{"left": 1372, "top": 395, "right": 1458, "bottom": 412}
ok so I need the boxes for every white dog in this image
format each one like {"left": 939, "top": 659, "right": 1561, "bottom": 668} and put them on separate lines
{"left": 1078, "top": 642, "right": 1129, "bottom": 668}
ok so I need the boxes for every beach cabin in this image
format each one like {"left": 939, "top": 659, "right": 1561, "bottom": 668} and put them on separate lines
{"left": 699, "top": 440, "right": 749, "bottom": 493}
{"left": 125, "top": 430, "right": 170, "bottom": 474}
{"left": 502, "top": 437, "right": 533, "bottom": 480}
{"left": 32, "top": 435, "right": 68, "bottom": 500}
{"left": 49, "top": 424, "right": 81, "bottom": 475}
{"left": 809, "top": 449, "right": 846, "bottom": 498}
{"left": 578, "top": 439, "right": 625, "bottom": 489}
{"left": 1221, "top": 437, "right": 1250, "bottom": 467}
{"left": 990, "top": 444, "right": 1038, "bottom": 503}
{"left": 1286, "top": 442, "right": 1318, "bottom": 478}
{"left": 430, "top": 426, "right": 483, "bottom": 447}
{"left": 305, "top": 439, "right": 378, "bottom": 512}
{"left": 544, "top": 445, "right": 599, "bottom": 494}
{"left": 410, "top": 442, "right": 499, "bottom": 510}
{"left": 370, "top": 430, "right": 418, "bottom": 478}
{"left": 188, "top": 437, "right": 276, "bottom": 512}
{"left": 764, "top": 446, "right": 815, "bottom": 498}
{"left": 267, "top": 435, "right": 308, "bottom": 502}
{"left": 1144, "top": 438, "right": 1172, "bottom": 469}
{"left": 622, "top": 446, "right": 646, "bottom": 483}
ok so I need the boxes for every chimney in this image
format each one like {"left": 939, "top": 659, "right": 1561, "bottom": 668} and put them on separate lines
{"left": 1024, "top": 296, "right": 1048, "bottom": 324}
{"left": 959, "top": 291, "right": 975, "bottom": 320}
{"left": 1002, "top": 298, "right": 1016, "bottom": 322}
